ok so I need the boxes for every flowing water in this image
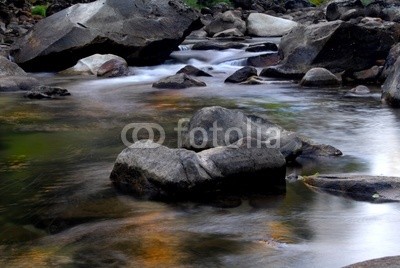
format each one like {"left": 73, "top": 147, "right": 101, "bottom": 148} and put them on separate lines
{"left": 1, "top": 38, "right": 400, "bottom": 267}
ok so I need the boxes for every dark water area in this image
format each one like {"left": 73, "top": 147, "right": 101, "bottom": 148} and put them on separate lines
{"left": 1, "top": 41, "right": 400, "bottom": 267}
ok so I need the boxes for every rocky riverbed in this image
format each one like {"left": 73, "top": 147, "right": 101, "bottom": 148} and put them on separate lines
{"left": 1, "top": 0, "right": 400, "bottom": 267}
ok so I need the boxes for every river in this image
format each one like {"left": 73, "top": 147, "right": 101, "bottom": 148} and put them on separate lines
{"left": 1, "top": 38, "right": 400, "bottom": 267}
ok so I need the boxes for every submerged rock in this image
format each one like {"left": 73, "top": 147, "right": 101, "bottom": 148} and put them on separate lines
{"left": 24, "top": 85, "right": 71, "bottom": 99}
{"left": 176, "top": 65, "right": 212, "bottom": 77}
{"left": 152, "top": 73, "right": 206, "bottom": 89}
{"left": 246, "top": 13, "right": 298, "bottom": 37}
{"left": 60, "top": 54, "right": 127, "bottom": 76}
{"left": 300, "top": 68, "right": 341, "bottom": 87}
{"left": 225, "top": 66, "right": 258, "bottom": 83}
{"left": 12, "top": 0, "right": 201, "bottom": 71}
{"left": 110, "top": 140, "right": 286, "bottom": 200}
{"left": 302, "top": 174, "right": 400, "bottom": 202}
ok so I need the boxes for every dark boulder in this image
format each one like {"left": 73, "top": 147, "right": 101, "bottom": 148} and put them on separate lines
{"left": 153, "top": 73, "right": 206, "bottom": 89}
{"left": 176, "top": 65, "right": 212, "bottom": 77}
{"left": 382, "top": 55, "right": 400, "bottom": 107}
{"left": 110, "top": 139, "right": 286, "bottom": 200}
{"left": 380, "top": 43, "right": 400, "bottom": 82}
{"left": 24, "top": 85, "right": 71, "bottom": 99}
{"left": 261, "top": 20, "right": 400, "bottom": 79}
{"left": 303, "top": 174, "right": 400, "bottom": 202}
{"left": 225, "top": 66, "right": 258, "bottom": 83}
{"left": 12, "top": 0, "right": 201, "bottom": 72}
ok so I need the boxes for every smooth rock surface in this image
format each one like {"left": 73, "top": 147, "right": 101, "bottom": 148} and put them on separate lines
{"left": 110, "top": 140, "right": 286, "bottom": 200}
{"left": 247, "top": 13, "right": 298, "bottom": 37}
{"left": 300, "top": 68, "right": 341, "bottom": 87}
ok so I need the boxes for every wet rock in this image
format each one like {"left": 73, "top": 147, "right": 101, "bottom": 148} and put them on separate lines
{"left": 247, "top": 53, "right": 280, "bottom": 68}
{"left": 179, "top": 106, "right": 341, "bottom": 162}
{"left": 343, "top": 256, "right": 400, "bottom": 268}
{"left": 60, "top": 54, "right": 127, "bottom": 76}
{"left": 300, "top": 68, "right": 341, "bottom": 87}
{"left": 24, "top": 85, "right": 71, "bottom": 99}
{"left": 97, "top": 59, "right": 129, "bottom": 78}
{"left": 246, "top": 13, "right": 298, "bottom": 37}
{"left": 302, "top": 174, "right": 400, "bottom": 202}
{"left": 347, "top": 85, "right": 371, "bottom": 96}
{"left": 382, "top": 56, "right": 400, "bottom": 107}
{"left": 261, "top": 20, "right": 399, "bottom": 79}
{"left": 299, "top": 140, "right": 343, "bottom": 158}
{"left": 213, "top": 28, "right": 244, "bottom": 38}
{"left": 326, "top": 0, "right": 364, "bottom": 21}
{"left": 110, "top": 139, "right": 287, "bottom": 200}
{"left": 12, "top": 0, "right": 201, "bottom": 72}
{"left": 192, "top": 41, "right": 246, "bottom": 51}
{"left": 176, "top": 65, "right": 212, "bottom": 77}
{"left": 246, "top": 42, "right": 278, "bottom": 52}
{"left": 380, "top": 43, "right": 400, "bottom": 82}
{"left": 152, "top": 73, "right": 206, "bottom": 89}
{"left": 225, "top": 66, "right": 258, "bottom": 83}
{"left": 204, "top": 10, "right": 246, "bottom": 37}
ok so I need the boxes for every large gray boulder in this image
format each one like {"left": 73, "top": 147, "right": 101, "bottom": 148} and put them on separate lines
{"left": 12, "top": 0, "right": 201, "bottom": 72}
{"left": 261, "top": 20, "right": 400, "bottom": 78}
{"left": 110, "top": 140, "right": 286, "bottom": 200}
{"left": 302, "top": 174, "right": 400, "bottom": 202}
{"left": 0, "top": 56, "right": 39, "bottom": 92}
{"left": 382, "top": 55, "right": 400, "bottom": 107}
{"left": 246, "top": 13, "right": 298, "bottom": 37}
{"left": 179, "top": 106, "right": 342, "bottom": 161}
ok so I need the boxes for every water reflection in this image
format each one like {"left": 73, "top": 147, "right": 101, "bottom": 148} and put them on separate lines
{"left": 1, "top": 63, "right": 400, "bottom": 267}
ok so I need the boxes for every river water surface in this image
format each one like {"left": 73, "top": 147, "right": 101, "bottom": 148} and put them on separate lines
{"left": 1, "top": 39, "right": 400, "bottom": 267}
